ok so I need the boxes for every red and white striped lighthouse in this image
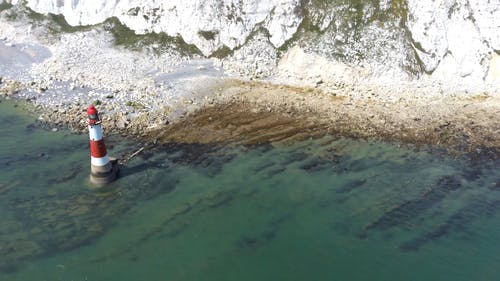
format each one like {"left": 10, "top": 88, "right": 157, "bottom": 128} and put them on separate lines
{"left": 88, "top": 105, "right": 118, "bottom": 186}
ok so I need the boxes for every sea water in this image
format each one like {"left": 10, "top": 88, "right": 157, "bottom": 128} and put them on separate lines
{"left": 1, "top": 99, "right": 499, "bottom": 281}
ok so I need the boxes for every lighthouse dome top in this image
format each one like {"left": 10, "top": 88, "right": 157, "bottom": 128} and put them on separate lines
{"left": 87, "top": 105, "right": 98, "bottom": 115}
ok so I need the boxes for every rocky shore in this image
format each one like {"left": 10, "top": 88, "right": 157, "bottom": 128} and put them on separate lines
{"left": 2, "top": 75, "right": 499, "bottom": 159}
{"left": 147, "top": 79, "right": 500, "bottom": 155}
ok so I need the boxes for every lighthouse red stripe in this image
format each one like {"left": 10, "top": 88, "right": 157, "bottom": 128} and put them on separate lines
{"left": 90, "top": 139, "right": 107, "bottom": 158}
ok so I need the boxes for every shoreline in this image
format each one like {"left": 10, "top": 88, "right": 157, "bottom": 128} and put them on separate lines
{"left": 147, "top": 79, "right": 500, "bottom": 156}
{"left": 2, "top": 77, "right": 499, "bottom": 160}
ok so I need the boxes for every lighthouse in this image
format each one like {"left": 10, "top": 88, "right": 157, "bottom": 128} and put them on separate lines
{"left": 87, "top": 105, "right": 119, "bottom": 186}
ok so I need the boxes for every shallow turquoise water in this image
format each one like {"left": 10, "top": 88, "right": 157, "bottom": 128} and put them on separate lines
{"left": 1, "top": 99, "right": 500, "bottom": 281}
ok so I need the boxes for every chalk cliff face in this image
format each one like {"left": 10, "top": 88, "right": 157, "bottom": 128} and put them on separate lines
{"left": 8, "top": 0, "right": 303, "bottom": 56}
{"left": 407, "top": 0, "right": 500, "bottom": 82}
{"left": 5, "top": 0, "right": 500, "bottom": 83}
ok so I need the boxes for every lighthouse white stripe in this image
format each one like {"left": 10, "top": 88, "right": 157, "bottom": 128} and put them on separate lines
{"left": 91, "top": 155, "right": 110, "bottom": 166}
{"left": 88, "top": 125, "right": 104, "bottom": 141}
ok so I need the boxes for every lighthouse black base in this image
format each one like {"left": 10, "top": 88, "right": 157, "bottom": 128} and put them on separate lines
{"left": 90, "top": 157, "right": 119, "bottom": 187}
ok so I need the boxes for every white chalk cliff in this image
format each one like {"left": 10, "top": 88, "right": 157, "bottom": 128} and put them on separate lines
{"left": 407, "top": 0, "right": 500, "bottom": 82}
{"left": 5, "top": 0, "right": 500, "bottom": 83}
